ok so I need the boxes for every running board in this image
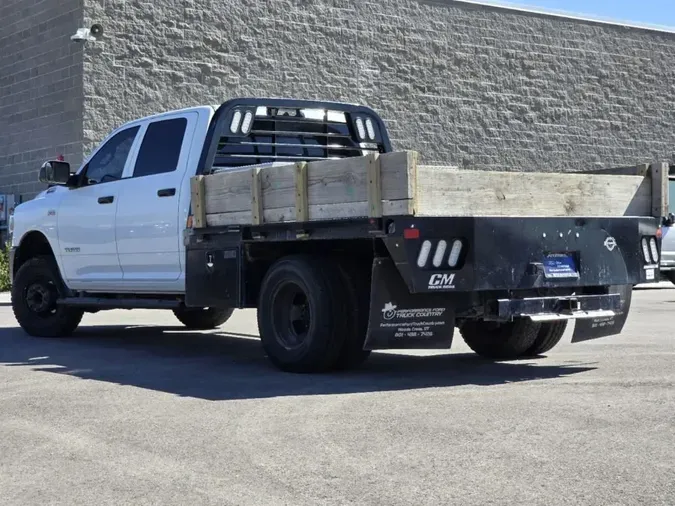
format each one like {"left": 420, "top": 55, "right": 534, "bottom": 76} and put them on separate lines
{"left": 57, "top": 297, "right": 182, "bottom": 310}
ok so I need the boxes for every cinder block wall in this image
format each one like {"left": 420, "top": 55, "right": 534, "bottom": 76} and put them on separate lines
{"left": 4, "top": 0, "right": 675, "bottom": 201}
{"left": 0, "top": 0, "right": 84, "bottom": 200}
{"left": 81, "top": 0, "right": 675, "bottom": 174}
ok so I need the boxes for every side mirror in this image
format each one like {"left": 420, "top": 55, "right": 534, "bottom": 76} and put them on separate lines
{"left": 38, "top": 160, "right": 72, "bottom": 186}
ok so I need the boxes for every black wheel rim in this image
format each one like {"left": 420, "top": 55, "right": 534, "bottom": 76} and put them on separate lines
{"left": 271, "top": 282, "right": 311, "bottom": 350}
{"left": 24, "top": 277, "right": 58, "bottom": 317}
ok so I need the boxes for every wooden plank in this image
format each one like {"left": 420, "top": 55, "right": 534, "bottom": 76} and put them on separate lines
{"left": 205, "top": 199, "right": 414, "bottom": 228}
{"left": 585, "top": 163, "right": 650, "bottom": 176}
{"left": 414, "top": 166, "right": 652, "bottom": 217}
{"left": 202, "top": 152, "right": 414, "bottom": 217}
{"left": 250, "top": 167, "right": 263, "bottom": 225}
{"left": 295, "top": 162, "right": 308, "bottom": 222}
{"left": 650, "top": 161, "right": 669, "bottom": 218}
{"left": 366, "top": 153, "right": 382, "bottom": 217}
{"left": 203, "top": 166, "right": 254, "bottom": 215}
{"left": 189, "top": 175, "right": 207, "bottom": 228}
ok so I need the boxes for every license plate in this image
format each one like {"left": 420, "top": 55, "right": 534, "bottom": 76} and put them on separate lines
{"left": 542, "top": 253, "right": 579, "bottom": 279}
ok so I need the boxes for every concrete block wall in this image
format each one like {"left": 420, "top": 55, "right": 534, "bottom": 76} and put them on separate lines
{"left": 0, "top": 0, "right": 84, "bottom": 200}
{"left": 80, "top": 0, "right": 675, "bottom": 174}
{"left": 4, "top": 0, "right": 675, "bottom": 203}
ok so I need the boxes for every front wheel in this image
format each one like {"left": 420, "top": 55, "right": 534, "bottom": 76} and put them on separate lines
{"left": 11, "top": 256, "right": 83, "bottom": 338}
{"left": 172, "top": 307, "right": 234, "bottom": 330}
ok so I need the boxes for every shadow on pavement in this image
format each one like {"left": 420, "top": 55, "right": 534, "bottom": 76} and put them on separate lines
{"left": 0, "top": 324, "right": 597, "bottom": 401}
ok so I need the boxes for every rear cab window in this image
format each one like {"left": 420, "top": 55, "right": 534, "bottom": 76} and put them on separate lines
{"left": 133, "top": 118, "right": 187, "bottom": 177}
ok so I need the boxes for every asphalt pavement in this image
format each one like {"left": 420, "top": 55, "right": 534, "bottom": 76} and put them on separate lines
{"left": 0, "top": 288, "right": 673, "bottom": 506}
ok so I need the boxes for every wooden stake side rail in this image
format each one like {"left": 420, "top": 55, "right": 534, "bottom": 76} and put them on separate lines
{"left": 191, "top": 151, "right": 669, "bottom": 228}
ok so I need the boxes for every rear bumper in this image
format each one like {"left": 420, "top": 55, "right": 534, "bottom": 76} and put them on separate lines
{"left": 485, "top": 293, "right": 621, "bottom": 322}
{"left": 383, "top": 216, "right": 661, "bottom": 293}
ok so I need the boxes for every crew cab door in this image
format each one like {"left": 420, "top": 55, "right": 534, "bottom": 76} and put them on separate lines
{"left": 57, "top": 124, "right": 141, "bottom": 289}
{"left": 114, "top": 111, "right": 198, "bottom": 292}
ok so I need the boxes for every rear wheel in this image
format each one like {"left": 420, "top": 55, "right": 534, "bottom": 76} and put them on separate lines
{"left": 172, "top": 306, "right": 234, "bottom": 330}
{"left": 11, "top": 256, "right": 83, "bottom": 338}
{"left": 459, "top": 319, "right": 541, "bottom": 359}
{"left": 257, "top": 255, "right": 349, "bottom": 373}
{"left": 664, "top": 271, "right": 675, "bottom": 284}
{"left": 523, "top": 321, "right": 568, "bottom": 356}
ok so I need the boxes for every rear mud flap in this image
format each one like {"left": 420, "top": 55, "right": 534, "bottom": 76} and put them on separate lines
{"left": 364, "top": 258, "right": 455, "bottom": 350}
{"left": 571, "top": 284, "right": 633, "bottom": 343}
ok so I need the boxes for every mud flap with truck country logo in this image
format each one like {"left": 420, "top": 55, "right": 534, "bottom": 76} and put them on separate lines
{"left": 364, "top": 258, "right": 456, "bottom": 350}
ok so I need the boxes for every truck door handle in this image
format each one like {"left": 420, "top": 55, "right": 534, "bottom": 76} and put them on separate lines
{"left": 98, "top": 196, "right": 114, "bottom": 204}
{"left": 157, "top": 188, "right": 176, "bottom": 197}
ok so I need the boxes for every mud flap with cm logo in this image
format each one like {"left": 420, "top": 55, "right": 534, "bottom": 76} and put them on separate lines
{"left": 571, "top": 284, "right": 633, "bottom": 343}
{"left": 363, "top": 258, "right": 456, "bottom": 350}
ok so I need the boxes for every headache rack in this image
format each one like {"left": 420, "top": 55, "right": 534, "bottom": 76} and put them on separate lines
{"left": 201, "top": 98, "right": 391, "bottom": 173}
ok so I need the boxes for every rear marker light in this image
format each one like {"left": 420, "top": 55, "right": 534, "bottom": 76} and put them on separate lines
{"left": 432, "top": 240, "right": 447, "bottom": 267}
{"left": 417, "top": 240, "right": 432, "bottom": 267}
{"left": 448, "top": 240, "right": 463, "bottom": 267}
{"left": 241, "top": 111, "right": 254, "bottom": 134}
{"left": 355, "top": 117, "right": 366, "bottom": 140}
{"left": 404, "top": 227, "right": 420, "bottom": 239}
{"left": 641, "top": 238, "right": 651, "bottom": 263}
{"left": 230, "top": 110, "right": 242, "bottom": 133}
{"left": 649, "top": 237, "right": 659, "bottom": 263}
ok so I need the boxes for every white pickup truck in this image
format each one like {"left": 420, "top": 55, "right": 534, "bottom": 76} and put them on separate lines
{"left": 8, "top": 97, "right": 663, "bottom": 373}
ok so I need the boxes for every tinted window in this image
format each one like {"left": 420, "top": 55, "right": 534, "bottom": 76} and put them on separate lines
{"left": 133, "top": 118, "right": 187, "bottom": 177}
{"left": 85, "top": 126, "right": 140, "bottom": 184}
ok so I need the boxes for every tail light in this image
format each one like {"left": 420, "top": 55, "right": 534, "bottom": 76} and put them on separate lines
{"left": 649, "top": 237, "right": 659, "bottom": 263}
{"left": 415, "top": 238, "right": 465, "bottom": 270}
{"left": 417, "top": 240, "right": 432, "bottom": 267}
{"left": 432, "top": 240, "right": 447, "bottom": 267}
{"left": 641, "top": 236, "right": 660, "bottom": 264}
{"left": 448, "top": 240, "right": 463, "bottom": 267}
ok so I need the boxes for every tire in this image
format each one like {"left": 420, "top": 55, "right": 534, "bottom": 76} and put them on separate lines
{"left": 333, "top": 260, "right": 372, "bottom": 370}
{"left": 11, "top": 256, "right": 83, "bottom": 338}
{"left": 257, "top": 255, "right": 349, "bottom": 373}
{"left": 172, "top": 306, "right": 234, "bottom": 330}
{"left": 664, "top": 271, "right": 675, "bottom": 284}
{"left": 523, "top": 321, "right": 568, "bottom": 356}
{"left": 459, "top": 319, "right": 541, "bottom": 359}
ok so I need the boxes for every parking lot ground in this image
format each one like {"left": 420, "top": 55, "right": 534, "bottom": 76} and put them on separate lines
{"left": 0, "top": 288, "right": 673, "bottom": 506}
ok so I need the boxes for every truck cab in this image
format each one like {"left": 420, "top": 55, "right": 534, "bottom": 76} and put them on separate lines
{"left": 8, "top": 98, "right": 393, "bottom": 341}
{"left": 10, "top": 105, "right": 214, "bottom": 295}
